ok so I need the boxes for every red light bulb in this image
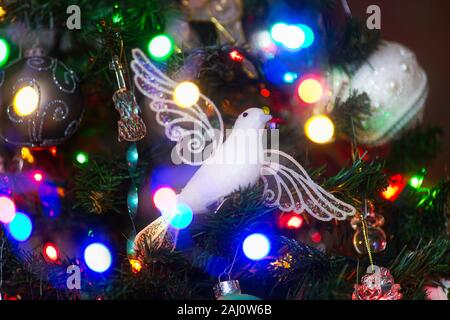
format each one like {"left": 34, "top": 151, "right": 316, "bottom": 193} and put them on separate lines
{"left": 43, "top": 243, "right": 59, "bottom": 262}
{"left": 229, "top": 50, "right": 244, "bottom": 62}
{"left": 286, "top": 215, "right": 303, "bottom": 229}
{"left": 33, "top": 172, "right": 43, "bottom": 182}
{"left": 311, "top": 231, "right": 322, "bottom": 243}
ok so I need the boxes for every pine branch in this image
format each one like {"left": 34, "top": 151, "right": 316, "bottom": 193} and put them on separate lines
{"left": 328, "top": 17, "right": 381, "bottom": 68}
{"left": 72, "top": 154, "right": 146, "bottom": 215}
{"left": 321, "top": 156, "right": 388, "bottom": 207}
{"left": 386, "top": 126, "right": 443, "bottom": 174}
{"left": 389, "top": 238, "right": 450, "bottom": 299}
{"left": 391, "top": 180, "right": 450, "bottom": 246}
{"left": 330, "top": 91, "right": 372, "bottom": 138}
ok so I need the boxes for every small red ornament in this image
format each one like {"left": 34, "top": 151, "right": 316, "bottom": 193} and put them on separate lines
{"left": 352, "top": 266, "right": 402, "bottom": 300}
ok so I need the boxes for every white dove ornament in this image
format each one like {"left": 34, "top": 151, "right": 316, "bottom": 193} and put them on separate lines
{"left": 130, "top": 49, "right": 356, "bottom": 250}
{"left": 177, "top": 107, "right": 272, "bottom": 213}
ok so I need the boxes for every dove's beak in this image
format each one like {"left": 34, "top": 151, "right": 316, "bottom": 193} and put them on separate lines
{"left": 262, "top": 106, "right": 272, "bottom": 122}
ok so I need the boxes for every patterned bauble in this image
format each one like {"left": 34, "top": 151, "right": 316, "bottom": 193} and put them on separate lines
{"left": 323, "top": 41, "right": 427, "bottom": 146}
{"left": 0, "top": 49, "right": 83, "bottom": 147}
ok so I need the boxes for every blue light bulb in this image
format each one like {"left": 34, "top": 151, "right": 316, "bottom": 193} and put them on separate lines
{"left": 242, "top": 233, "right": 271, "bottom": 261}
{"left": 7, "top": 212, "right": 33, "bottom": 242}
{"left": 298, "top": 24, "right": 315, "bottom": 48}
{"left": 162, "top": 203, "right": 193, "bottom": 229}
{"left": 84, "top": 242, "right": 112, "bottom": 273}
{"left": 283, "top": 72, "right": 298, "bottom": 84}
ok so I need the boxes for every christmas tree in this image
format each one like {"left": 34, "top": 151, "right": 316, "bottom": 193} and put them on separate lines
{"left": 0, "top": 0, "right": 448, "bottom": 301}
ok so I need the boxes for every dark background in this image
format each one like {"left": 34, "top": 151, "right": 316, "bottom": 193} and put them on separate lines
{"left": 348, "top": 0, "right": 450, "bottom": 182}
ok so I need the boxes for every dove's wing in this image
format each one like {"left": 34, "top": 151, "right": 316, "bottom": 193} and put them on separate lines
{"left": 261, "top": 149, "right": 356, "bottom": 221}
{"left": 131, "top": 48, "right": 224, "bottom": 165}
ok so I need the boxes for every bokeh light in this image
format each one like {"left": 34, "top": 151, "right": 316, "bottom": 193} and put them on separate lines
{"left": 129, "top": 258, "right": 143, "bottom": 274}
{"left": 283, "top": 72, "right": 298, "bottom": 84}
{"left": 229, "top": 50, "right": 244, "bottom": 62}
{"left": 173, "top": 81, "right": 200, "bottom": 108}
{"left": 287, "top": 215, "right": 304, "bottom": 229}
{"left": 147, "top": 34, "right": 174, "bottom": 61}
{"left": 162, "top": 203, "right": 193, "bottom": 229}
{"left": 0, "top": 37, "right": 9, "bottom": 67}
{"left": 270, "top": 23, "right": 305, "bottom": 50}
{"left": 13, "top": 86, "right": 39, "bottom": 116}
{"left": 7, "top": 212, "right": 33, "bottom": 242}
{"left": 283, "top": 25, "right": 305, "bottom": 50}
{"left": 270, "top": 23, "right": 288, "bottom": 43}
{"left": 243, "top": 233, "right": 271, "bottom": 261}
{"left": 0, "top": 196, "right": 16, "bottom": 224}
{"left": 298, "top": 78, "right": 323, "bottom": 104}
{"left": 304, "top": 114, "right": 334, "bottom": 144}
{"left": 311, "top": 231, "right": 322, "bottom": 243}
{"left": 153, "top": 187, "right": 177, "bottom": 212}
{"left": 298, "top": 24, "right": 315, "bottom": 48}
{"left": 84, "top": 242, "right": 112, "bottom": 273}
{"left": 75, "top": 151, "right": 89, "bottom": 164}
{"left": 43, "top": 243, "right": 59, "bottom": 262}
{"left": 33, "top": 171, "right": 44, "bottom": 183}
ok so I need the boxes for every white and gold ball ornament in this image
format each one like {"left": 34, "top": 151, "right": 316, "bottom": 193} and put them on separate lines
{"left": 323, "top": 41, "right": 428, "bottom": 146}
{"left": 0, "top": 48, "right": 83, "bottom": 147}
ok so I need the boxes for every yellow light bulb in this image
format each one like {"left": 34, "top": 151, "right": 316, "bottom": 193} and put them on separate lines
{"left": 173, "top": 82, "right": 200, "bottom": 108}
{"left": 304, "top": 114, "right": 334, "bottom": 144}
{"left": 13, "top": 86, "right": 39, "bottom": 116}
{"left": 298, "top": 78, "right": 323, "bottom": 104}
{"left": 20, "top": 147, "right": 35, "bottom": 164}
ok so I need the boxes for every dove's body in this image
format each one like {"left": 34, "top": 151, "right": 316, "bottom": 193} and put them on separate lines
{"left": 178, "top": 108, "right": 272, "bottom": 213}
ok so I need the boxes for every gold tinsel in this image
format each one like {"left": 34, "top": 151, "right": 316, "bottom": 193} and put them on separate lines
{"left": 270, "top": 253, "right": 293, "bottom": 271}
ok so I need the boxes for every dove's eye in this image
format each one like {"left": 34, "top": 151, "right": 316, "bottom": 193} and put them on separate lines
{"left": 242, "top": 112, "right": 248, "bottom": 117}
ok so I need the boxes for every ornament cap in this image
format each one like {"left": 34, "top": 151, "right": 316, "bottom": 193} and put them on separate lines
{"left": 214, "top": 280, "right": 241, "bottom": 298}
{"left": 25, "top": 47, "right": 46, "bottom": 58}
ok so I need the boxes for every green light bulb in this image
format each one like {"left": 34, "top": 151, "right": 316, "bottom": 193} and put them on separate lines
{"left": 75, "top": 152, "right": 89, "bottom": 164}
{"left": 147, "top": 34, "right": 174, "bottom": 61}
{"left": 0, "top": 38, "right": 10, "bottom": 67}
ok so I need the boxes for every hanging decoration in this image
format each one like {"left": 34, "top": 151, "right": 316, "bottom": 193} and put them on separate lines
{"left": 214, "top": 245, "right": 261, "bottom": 300}
{"left": 110, "top": 55, "right": 146, "bottom": 142}
{"left": 214, "top": 279, "right": 261, "bottom": 300}
{"left": 351, "top": 201, "right": 387, "bottom": 255}
{"left": 0, "top": 48, "right": 84, "bottom": 147}
{"left": 353, "top": 266, "right": 403, "bottom": 300}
